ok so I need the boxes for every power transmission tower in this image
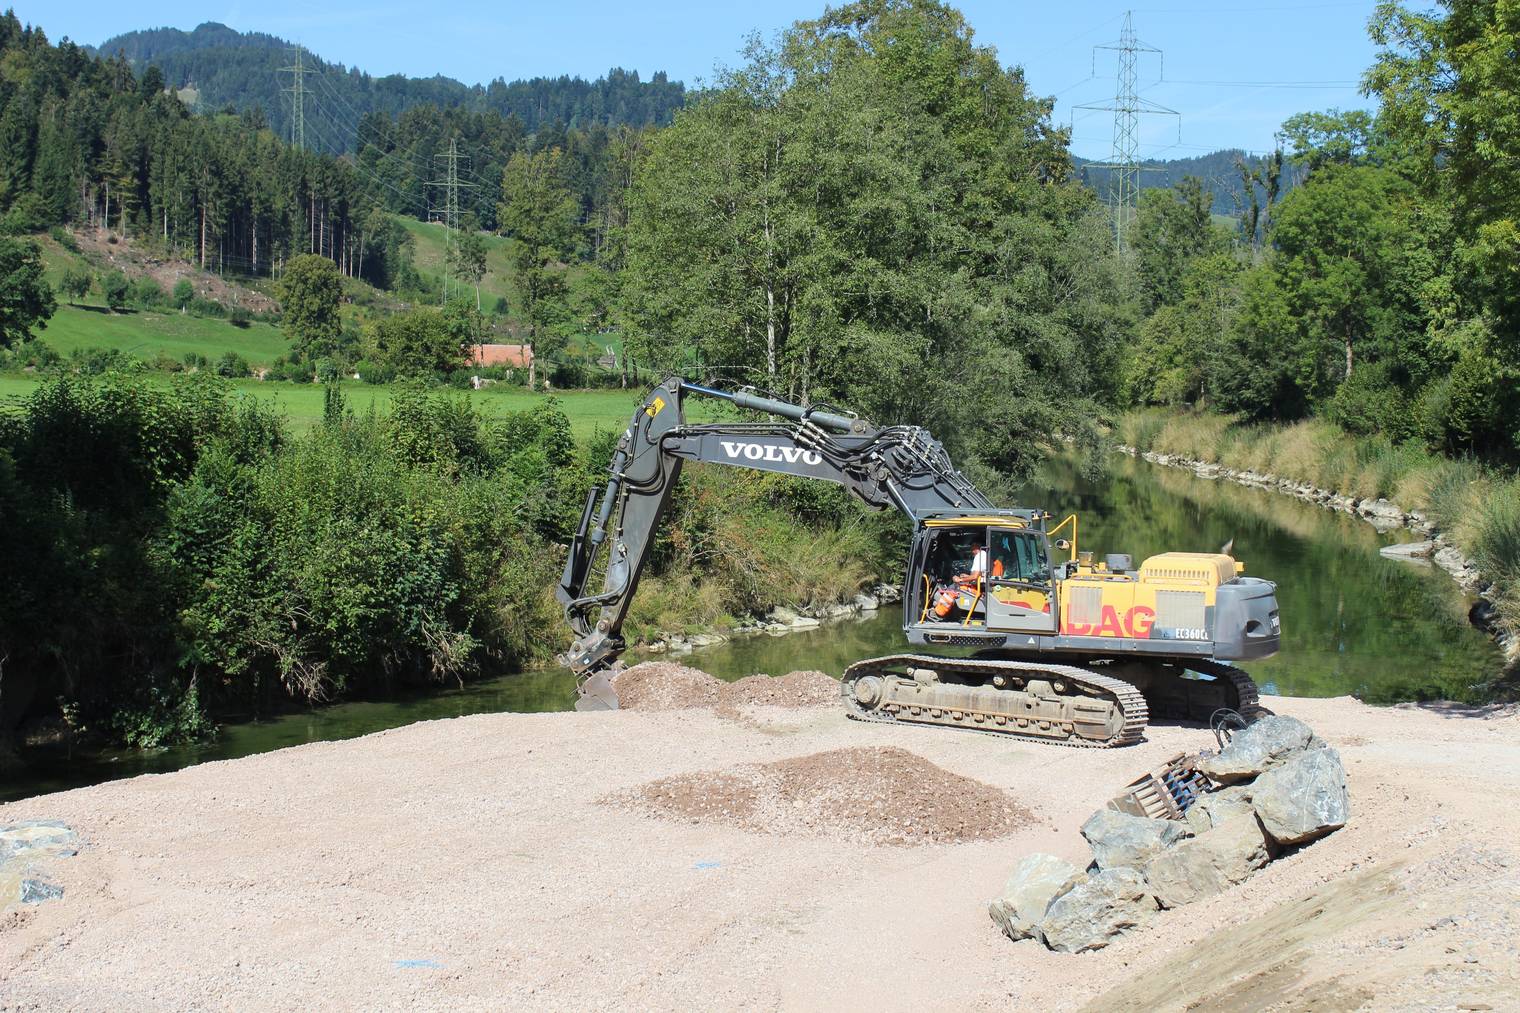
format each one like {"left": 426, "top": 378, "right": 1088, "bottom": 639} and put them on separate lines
{"left": 280, "top": 45, "right": 310, "bottom": 151}
{"left": 1075, "top": 12, "right": 1179, "bottom": 252}
{"left": 430, "top": 136, "right": 477, "bottom": 304}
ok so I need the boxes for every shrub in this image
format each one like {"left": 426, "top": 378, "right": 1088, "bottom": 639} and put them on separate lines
{"left": 172, "top": 279, "right": 195, "bottom": 309}
{"left": 69, "top": 346, "right": 131, "bottom": 375}
{"left": 356, "top": 360, "right": 394, "bottom": 384}
{"left": 548, "top": 360, "right": 587, "bottom": 389}
{"left": 101, "top": 271, "right": 130, "bottom": 311}
{"left": 131, "top": 277, "right": 166, "bottom": 309}
{"left": 228, "top": 305, "right": 251, "bottom": 328}
{"left": 59, "top": 266, "right": 92, "bottom": 303}
{"left": 1325, "top": 364, "right": 1414, "bottom": 441}
{"left": 49, "top": 225, "right": 79, "bottom": 252}
{"left": 190, "top": 297, "right": 227, "bottom": 318}
{"left": 214, "top": 351, "right": 250, "bottom": 378}
{"left": 314, "top": 357, "right": 340, "bottom": 383}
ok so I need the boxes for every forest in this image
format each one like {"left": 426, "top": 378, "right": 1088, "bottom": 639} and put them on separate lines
{"left": 0, "top": 0, "right": 1517, "bottom": 760}
{"left": 92, "top": 21, "right": 686, "bottom": 144}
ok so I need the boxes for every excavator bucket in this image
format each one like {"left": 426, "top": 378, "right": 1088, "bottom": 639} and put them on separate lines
{"left": 575, "top": 670, "right": 620, "bottom": 712}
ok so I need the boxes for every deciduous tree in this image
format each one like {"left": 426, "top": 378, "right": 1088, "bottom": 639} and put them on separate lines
{"left": 276, "top": 254, "right": 343, "bottom": 358}
{"left": 0, "top": 237, "right": 55, "bottom": 345}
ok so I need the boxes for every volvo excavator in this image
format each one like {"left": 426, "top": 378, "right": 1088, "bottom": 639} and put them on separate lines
{"left": 557, "top": 378, "right": 1281, "bottom": 747}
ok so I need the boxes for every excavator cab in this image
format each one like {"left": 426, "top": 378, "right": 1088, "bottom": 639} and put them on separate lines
{"left": 909, "top": 515, "right": 1059, "bottom": 638}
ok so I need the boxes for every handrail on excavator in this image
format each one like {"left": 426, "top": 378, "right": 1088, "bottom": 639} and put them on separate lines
{"left": 1047, "top": 513, "right": 1079, "bottom": 563}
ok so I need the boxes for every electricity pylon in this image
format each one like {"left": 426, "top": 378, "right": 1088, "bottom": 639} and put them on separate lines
{"left": 430, "top": 137, "right": 477, "bottom": 304}
{"left": 1075, "top": 12, "right": 1180, "bottom": 252}
{"left": 280, "top": 45, "right": 309, "bottom": 152}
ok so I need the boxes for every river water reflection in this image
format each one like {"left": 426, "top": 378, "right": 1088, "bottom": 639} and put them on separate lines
{"left": 3, "top": 454, "right": 1497, "bottom": 802}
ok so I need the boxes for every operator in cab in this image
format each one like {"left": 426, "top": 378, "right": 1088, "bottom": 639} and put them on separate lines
{"left": 954, "top": 542, "right": 988, "bottom": 586}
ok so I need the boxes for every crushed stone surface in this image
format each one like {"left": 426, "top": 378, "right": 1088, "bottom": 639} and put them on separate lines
{"left": 2, "top": 687, "right": 1519, "bottom": 1010}
{"left": 616, "top": 745, "right": 1034, "bottom": 846}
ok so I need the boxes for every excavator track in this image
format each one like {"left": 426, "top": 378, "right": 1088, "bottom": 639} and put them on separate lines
{"left": 841, "top": 655, "right": 1149, "bottom": 748}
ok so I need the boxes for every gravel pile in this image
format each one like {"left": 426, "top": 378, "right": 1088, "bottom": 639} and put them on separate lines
{"left": 614, "top": 664, "right": 839, "bottom": 712}
{"left": 618, "top": 746, "right": 1035, "bottom": 846}
{"left": 721, "top": 670, "right": 838, "bottom": 708}
{"left": 613, "top": 663, "right": 723, "bottom": 710}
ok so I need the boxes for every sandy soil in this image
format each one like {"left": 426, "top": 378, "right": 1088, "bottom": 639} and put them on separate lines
{"left": 2, "top": 693, "right": 1518, "bottom": 1011}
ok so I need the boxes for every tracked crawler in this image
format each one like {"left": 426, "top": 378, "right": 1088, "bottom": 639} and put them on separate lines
{"left": 557, "top": 378, "right": 1281, "bottom": 746}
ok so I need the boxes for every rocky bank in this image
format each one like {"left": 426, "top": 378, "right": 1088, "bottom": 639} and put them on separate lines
{"left": 1119, "top": 444, "right": 1515, "bottom": 662}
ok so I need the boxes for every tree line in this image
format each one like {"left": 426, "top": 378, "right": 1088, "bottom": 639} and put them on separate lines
{"left": 1123, "top": 0, "right": 1519, "bottom": 462}
{"left": 0, "top": 11, "right": 647, "bottom": 303}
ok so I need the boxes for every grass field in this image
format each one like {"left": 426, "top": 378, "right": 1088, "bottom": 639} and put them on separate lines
{"left": 397, "top": 216, "right": 618, "bottom": 359}
{"left": 38, "top": 304, "right": 292, "bottom": 365}
{"left": 232, "top": 381, "right": 649, "bottom": 436}
{"left": 397, "top": 217, "right": 519, "bottom": 311}
{"left": 0, "top": 373, "right": 659, "bottom": 439}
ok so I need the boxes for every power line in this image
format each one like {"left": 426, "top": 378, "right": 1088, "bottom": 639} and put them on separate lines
{"left": 1156, "top": 79, "right": 1361, "bottom": 89}
{"left": 311, "top": 69, "right": 503, "bottom": 200}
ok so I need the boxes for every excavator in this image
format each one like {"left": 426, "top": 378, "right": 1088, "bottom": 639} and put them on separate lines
{"left": 557, "top": 378, "right": 1281, "bottom": 747}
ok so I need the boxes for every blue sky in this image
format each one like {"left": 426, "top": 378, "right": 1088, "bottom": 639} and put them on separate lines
{"left": 21, "top": 1, "right": 1379, "bottom": 160}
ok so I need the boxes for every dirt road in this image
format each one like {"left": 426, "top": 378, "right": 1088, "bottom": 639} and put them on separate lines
{"left": 2, "top": 693, "right": 1517, "bottom": 1010}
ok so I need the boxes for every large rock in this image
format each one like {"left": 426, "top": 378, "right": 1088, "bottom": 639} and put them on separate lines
{"left": 1196, "top": 714, "right": 1324, "bottom": 784}
{"left": 988, "top": 853, "right": 1084, "bottom": 942}
{"left": 1183, "top": 785, "right": 1255, "bottom": 834}
{"left": 1145, "top": 814, "right": 1274, "bottom": 908}
{"left": 1250, "top": 746, "right": 1350, "bottom": 845}
{"left": 1359, "top": 497, "right": 1405, "bottom": 521}
{"left": 1081, "top": 809, "right": 1190, "bottom": 872}
{"left": 1, "top": 820, "right": 78, "bottom": 908}
{"left": 1038, "top": 868, "right": 1158, "bottom": 953}
{"left": 1379, "top": 541, "right": 1435, "bottom": 565}
{"left": 0, "top": 821, "right": 78, "bottom": 860}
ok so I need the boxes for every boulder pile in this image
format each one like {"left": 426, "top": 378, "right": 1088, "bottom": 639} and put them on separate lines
{"left": 989, "top": 715, "right": 1349, "bottom": 953}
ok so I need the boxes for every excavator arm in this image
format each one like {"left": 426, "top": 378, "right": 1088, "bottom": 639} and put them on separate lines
{"left": 557, "top": 377, "right": 992, "bottom": 709}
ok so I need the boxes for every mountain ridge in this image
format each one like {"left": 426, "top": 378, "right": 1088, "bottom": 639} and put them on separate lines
{"left": 90, "top": 22, "right": 687, "bottom": 150}
{"left": 93, "top": 22, "right": 1283, "bottom": 214}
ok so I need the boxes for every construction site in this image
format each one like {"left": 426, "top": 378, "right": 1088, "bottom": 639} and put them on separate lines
{"left": 3, "top": 663, "right": 1517, "bottom": 1009}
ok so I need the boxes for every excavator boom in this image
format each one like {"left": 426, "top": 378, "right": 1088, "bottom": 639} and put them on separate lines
{"left": 557, "top": 377, "right": 994, "bottom": 706}
{"left": 558, "top": 378, "right": 1277, "bottom": 746}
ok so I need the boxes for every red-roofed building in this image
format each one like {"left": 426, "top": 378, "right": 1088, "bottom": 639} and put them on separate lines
{"left": 471, "top": 343, "right": 534, "bottom": 370}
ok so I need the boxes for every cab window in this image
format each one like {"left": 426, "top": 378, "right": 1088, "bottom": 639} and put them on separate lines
{"left": 990, "top": 529, "right": 1049, "bottom": 584}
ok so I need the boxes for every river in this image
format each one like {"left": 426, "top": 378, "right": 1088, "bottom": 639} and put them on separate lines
{"left": 2, "top": 453, "right": 1498, "bottom": 802}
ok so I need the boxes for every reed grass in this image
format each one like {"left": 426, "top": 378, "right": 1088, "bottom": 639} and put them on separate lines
{"left": 1119, "top": 408, "right": 1520, "bottom": 659}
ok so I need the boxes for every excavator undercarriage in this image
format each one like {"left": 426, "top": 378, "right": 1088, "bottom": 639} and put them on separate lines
{"left": 840, "top": 655, "right": 1263, "bottom": 748}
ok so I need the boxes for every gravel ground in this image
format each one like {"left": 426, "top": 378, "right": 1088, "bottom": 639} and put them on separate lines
{"left": 2, "top": 691, "right": 1518, "bottom": 1010}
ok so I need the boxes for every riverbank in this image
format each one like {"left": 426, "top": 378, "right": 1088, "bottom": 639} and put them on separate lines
{"left": 1116, "top": 411, "right": 1520, "bottom": 674}
{"left": 2, "top": 687, "right": 1517, "bottom": 1009}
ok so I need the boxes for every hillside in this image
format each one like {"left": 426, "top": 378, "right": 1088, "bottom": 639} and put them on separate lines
{"left": 1073, "top": 150, "right": 1305, "bottom": 216}
{"left": 91, "top": 22, "right": 686, "bottom": 151}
